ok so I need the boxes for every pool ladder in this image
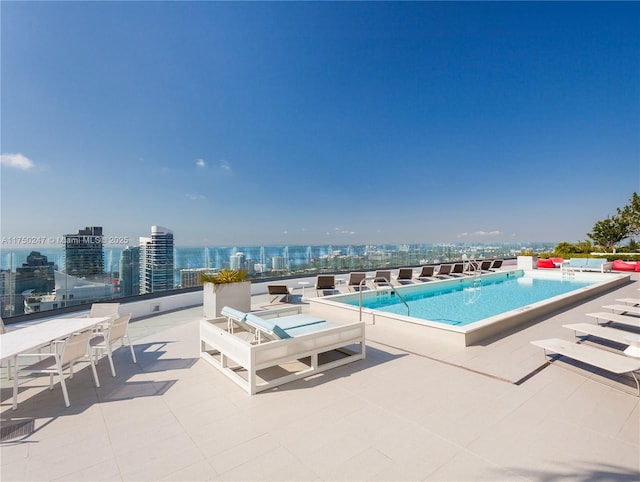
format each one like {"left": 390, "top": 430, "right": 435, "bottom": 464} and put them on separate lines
{"left": 358, "top": 275, "right": 410, "bottom": 322}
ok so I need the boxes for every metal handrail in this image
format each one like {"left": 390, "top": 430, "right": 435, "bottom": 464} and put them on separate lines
{"left": 359, "top": 275, "right": 410, "bottom": 321}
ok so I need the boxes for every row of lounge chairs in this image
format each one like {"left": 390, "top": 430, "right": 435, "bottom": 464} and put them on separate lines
{"left": 531, "top": 297, "right": 640, "bottom": 396}
{"left": 266, "top": 260, "right": 505, "bottom": 301}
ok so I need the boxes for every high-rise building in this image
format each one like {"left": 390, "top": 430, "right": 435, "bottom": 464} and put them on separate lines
{"left": 139, "top": 226, "right": 174, "bottom": 294}
{"left": 272, "top": 256, "right": 285, "bottom": 271}
{"left": 119, "top": 246, "right": 140, "bottom": 297}
{"left": 0, "top": 269, "right": 16, "bottom": 318}
{"left": 13, "top": 251, "right": 56, "bottom": 315}
{"left": 230, "top": 252, "right": 246, "bottom": 271}
{"left": 179, "top": 268, "right": 215, "bottom": 288}
{"left": 64, "top": 226, "right": 104, "bottom": 277}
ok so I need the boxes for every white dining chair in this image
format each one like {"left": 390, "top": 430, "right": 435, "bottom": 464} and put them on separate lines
{"left": 12, "top": 328, "right": 100, "bottom": 409}
{"left": 90, "top": 314, "right": 136, "bottom": 377}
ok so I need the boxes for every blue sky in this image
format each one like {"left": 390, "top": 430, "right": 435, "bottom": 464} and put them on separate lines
{"left": 1, "top": 1, "right": 638, "bottom": 247}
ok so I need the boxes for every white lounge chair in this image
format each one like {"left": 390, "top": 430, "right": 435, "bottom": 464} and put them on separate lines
{"left": 585, "top": 312, "right": 640, "bottom": 329}
{"left": 602, "top": 304, "right": 640, "bottom": 316}
{"left": 200, "top": 311, "right": 366, "bottom": 395}
{"left": 616, "top": 298, "right": 640, "bottom": 306}
{"left": 563, "top": 323, "right": 640, "bottom": 357}
{"left": 531, "top": 338, "right": 640, "bottom": 396}
{"left": 586, "top": 312, "right": 640, "bottom": 329}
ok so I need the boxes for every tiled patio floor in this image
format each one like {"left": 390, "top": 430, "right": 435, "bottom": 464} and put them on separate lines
{"left": 1, "top": 273, "right": 639, "bottom": 481}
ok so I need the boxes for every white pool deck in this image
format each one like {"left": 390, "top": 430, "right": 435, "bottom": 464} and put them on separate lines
{"left": 1, "top": 270, "right": 639, "bottom": 481}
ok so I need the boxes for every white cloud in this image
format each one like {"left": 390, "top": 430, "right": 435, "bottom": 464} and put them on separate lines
{"left": 1, "top": 153, "right": 35, "bottom": 170}
{"left": 458, "top": 230, "right": 502, "bottom": 238}
{"left": 185, "top": 193, "right": 206, "bottom": 201}
{"left": 218, "top": 160, "right": 231, "bottom": 172}
{"left": 195, "top": 158, "right": 206, "bottom": 168}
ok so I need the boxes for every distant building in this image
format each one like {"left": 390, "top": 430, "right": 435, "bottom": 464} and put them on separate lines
{"left": 139, "top": 226, "right": 174, "bottom": 294}
{"left": 119, "top": 246, "right": 140, "bottom": 297}
{"left": 0, "top": 269, "right": 16, "bottom": 318}
{"left": 64, "top": 226, "right": 104, "bottom": 277}
{"left": 24, "top": 271, "right": 115, "bottom": 313}
{"left": 272, "top": 256, "right": 285, "bottom": 271}
{"left": 179, "top": 268, "right": 216, "bottom": 288}
{"left": 13, "top": 251, "right": 56, "bottom": 315}
{"left": 230, "top": 252, "right": 246, "bottom": 271}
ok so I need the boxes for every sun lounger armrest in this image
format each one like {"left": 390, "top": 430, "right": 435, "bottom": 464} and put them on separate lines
{"left": 246, "top": 313, "right": 290, "bottom": 339}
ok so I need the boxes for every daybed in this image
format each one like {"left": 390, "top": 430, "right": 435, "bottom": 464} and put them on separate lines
{"left": 200, "top": 305, "right": 366, "bottom": 395}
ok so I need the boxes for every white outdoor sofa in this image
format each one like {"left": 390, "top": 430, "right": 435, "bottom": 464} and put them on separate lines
{"left": 200, "top": 305, "right": 366, "bottom": 395}
{"left": 561, "top": 258, "right": 613, "bottom": 273}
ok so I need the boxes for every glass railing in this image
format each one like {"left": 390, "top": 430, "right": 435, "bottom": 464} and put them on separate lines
{"left": 0, "top": 240, "right": 558, "bottom": 322}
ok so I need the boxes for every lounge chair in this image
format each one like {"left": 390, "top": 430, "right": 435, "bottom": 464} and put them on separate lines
{"left": 531, "top": 338, "right": 640, "bottom": 396}
{"left": 450, "top": 263, "right": 465, "bottom": 277}
{"left": 267, "top": 284, "right": 293, "bottom": 303}
{"left": 416, "top": 265, "right": 435, "bottom": 281}
{"left": 373, "top": 270, "right": 392, "bottom": 287}
{"left": 617, "top": 298, "right": 640, "bottom": 306}
{"left": 315, "top": 275, "right": 337, "bottom": 296}
{"left": 435, "top": 264, "right": 453, "bottom": 278}
{"left": 347, "top": 272, "right": 367, "bottom": 291}
{"left": 563, "top": 323, "right": 640, "bottom": 357}
{"left": 200, "top": 310, "right": 366, "bottom": 395}
{"left": 396, "top": 268, "right": 414, "bottom": 285}
{"left": 489, "top": 259, "right": 503, "bottom": 270}
{"left": 586, "top": 312, "right": 640, "bottom": 329}
{"left": 479, "top": 260, "right": 493, "bottom": 272}
{"left": 602, "top": 305, "right": 640, "bottom": 316}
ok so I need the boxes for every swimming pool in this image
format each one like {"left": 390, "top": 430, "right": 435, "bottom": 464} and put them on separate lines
{"left": 341, "top": 271, "right": 592, "bottom": 326}
{"left": 310, "top": 269, "right": 630, "bottom": 346}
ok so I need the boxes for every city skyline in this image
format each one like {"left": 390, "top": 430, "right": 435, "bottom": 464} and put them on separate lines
{"left": 1, "top": 2, "right": 638, "bottom": 245}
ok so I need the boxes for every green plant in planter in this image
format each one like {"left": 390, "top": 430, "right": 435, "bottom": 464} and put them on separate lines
{"left": 200, "top": 269, "right": 248, "bottom": 285}
{"left": 519, "top": 250, "right": 535, "bottom": 256}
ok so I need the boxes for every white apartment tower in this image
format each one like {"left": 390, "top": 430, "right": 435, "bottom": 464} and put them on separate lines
{"left": 139, "top": 226, "right": 174, "bottom": 294}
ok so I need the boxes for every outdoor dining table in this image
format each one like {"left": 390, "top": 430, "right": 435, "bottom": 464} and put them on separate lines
{"left": 1, "top": 316, "right": 110, "bottom": 409}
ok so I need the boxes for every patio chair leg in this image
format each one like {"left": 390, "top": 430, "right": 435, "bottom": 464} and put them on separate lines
{"left": 12, "top": 371, "right": 19, "bottom": 410}
{"left": 89, "top": 355, "right": 101, "bottom": 387}
{"left": 59, "top": 372, "right": 70, "bottom": 407}
{"left": 107, "top": 345, "right": 116, "bottom": 377}
{"left": 128, "top": 338, "right": 137, "bottom": 363}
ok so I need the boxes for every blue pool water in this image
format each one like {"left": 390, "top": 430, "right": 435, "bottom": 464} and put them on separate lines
{"left": 341, "top": 273, "right": 593, "bottom": 326}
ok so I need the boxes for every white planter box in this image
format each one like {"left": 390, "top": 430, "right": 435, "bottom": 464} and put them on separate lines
{"left": 517, "top": 256, "right": 538, "bottom": 270}
{"left": 203, "top": 281, "right": 251, "bottom": 318}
